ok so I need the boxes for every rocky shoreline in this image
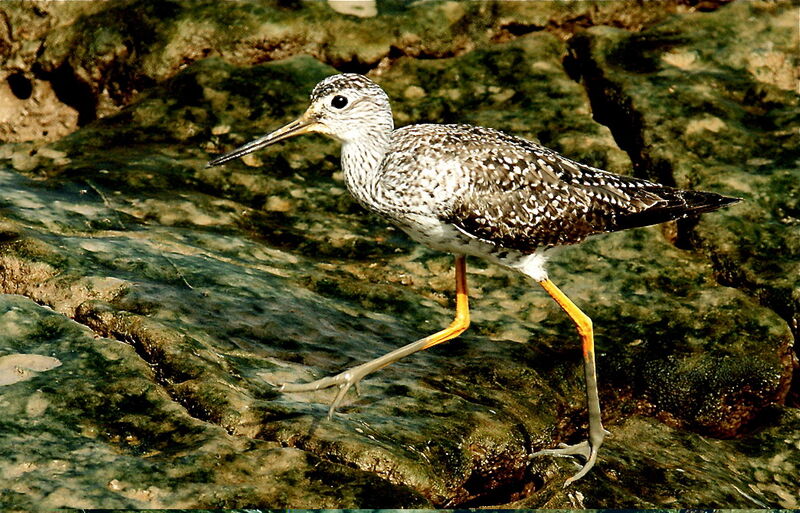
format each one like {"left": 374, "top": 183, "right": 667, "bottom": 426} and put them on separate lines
{"left": 0, "top": 1, "right": 797, "bottom": 508}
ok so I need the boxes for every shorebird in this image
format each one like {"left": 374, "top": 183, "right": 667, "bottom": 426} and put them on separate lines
{"left": 206, "top": 73, "right": 739, "bottom": 485}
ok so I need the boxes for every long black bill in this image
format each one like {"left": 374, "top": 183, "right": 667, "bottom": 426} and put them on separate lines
{"left": 206, "top": 117, "right": 315, "bottom": 168}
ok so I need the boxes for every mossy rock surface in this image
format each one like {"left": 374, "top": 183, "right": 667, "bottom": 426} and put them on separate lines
{"left": 0, "top": 0, "right": 796, "bottom": 508}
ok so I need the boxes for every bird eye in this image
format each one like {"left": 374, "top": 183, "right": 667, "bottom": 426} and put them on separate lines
{"left": 331, "top": 95, "right": 348, "bottom": 109}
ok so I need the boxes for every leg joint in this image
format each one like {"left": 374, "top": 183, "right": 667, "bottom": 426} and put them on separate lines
{"left": 575, "top": 313, "right": 592, "bottom": 338}
{"left": 450, "top": 314, "right": 470, "bottom": 332}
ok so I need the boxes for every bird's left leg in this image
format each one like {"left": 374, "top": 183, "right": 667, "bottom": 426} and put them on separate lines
{"left": 530, "top": 278, "right": 607, "bottom": 487}
{"left": 278, "top": 255, "right": 470, "bottom": 417}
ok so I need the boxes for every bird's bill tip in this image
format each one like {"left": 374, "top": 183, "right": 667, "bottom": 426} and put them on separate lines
{"left": 206, "top": 116, "right": 317, "bottom": 168}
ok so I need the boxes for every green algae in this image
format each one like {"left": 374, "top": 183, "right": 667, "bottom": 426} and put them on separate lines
{"left": 0, "top": 0, "right": 796, "bottom": 508}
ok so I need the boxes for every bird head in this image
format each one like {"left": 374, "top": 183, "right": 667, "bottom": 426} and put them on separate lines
{"left": 207, "top": 73, "right": 393, "bottom": 168}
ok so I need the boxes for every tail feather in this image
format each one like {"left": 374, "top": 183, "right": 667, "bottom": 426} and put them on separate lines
{"left": 612, "top": 189, "right": 740, "bottom": 232}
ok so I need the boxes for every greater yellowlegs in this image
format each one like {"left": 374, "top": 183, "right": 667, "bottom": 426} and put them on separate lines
{"left": 207, "top": 73, "right": 739, "bottom": 486}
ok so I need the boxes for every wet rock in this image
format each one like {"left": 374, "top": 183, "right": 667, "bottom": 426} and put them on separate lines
{"left": 0, "top": 0, "right": 795, "bottom": 508}
{"left": 1, "top": 0, "right": 725, "bottom": 141}
{"left": 0, "top": 353, "right": 61, "bottom": 386}
{"left": 566, "top": 0, "right": 799, "bottom": 398}
{"left": 518, "top": 409, "right": 800, "bottom": 508}
{"left": 0, "top": 294, "right": 427, "bottom": 508}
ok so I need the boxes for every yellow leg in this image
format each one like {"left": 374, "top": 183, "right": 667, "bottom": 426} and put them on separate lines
{"left": 280, "top": 254, "right": 471, "bottom": 416}
{"left": 539, "top": 279, "right": 593, "bottom": 357}
{"left": 422, "top": 254, "right": 470, "bottom": 349}
{"left": 533, "top": 278, "right": 606, "bottom": 486}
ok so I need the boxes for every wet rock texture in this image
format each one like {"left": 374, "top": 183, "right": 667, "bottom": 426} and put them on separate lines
{"left": 0, "top": 0, "right": 797, "bottom": 508}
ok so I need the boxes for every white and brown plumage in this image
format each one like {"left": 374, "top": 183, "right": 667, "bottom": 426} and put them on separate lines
{"left": 207, "top": 73, "right": 739, "bottom": 486}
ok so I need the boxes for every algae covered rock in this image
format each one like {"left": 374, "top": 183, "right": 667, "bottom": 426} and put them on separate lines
{"left": 0, "top": 294, "right": 427, "bottom": 508}
{"left": 566, "top": 0, "right": 799, "bottom": 374}
{"left": 0, "top": 0, "right": 796, "bottom": 508}
{"left": 0, "top": 0, "right": 732, "bottom": 140}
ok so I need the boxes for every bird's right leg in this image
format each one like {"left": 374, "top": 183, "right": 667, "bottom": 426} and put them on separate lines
{"left": 278, "top": 255, "right": 470, "bottom": 418}
{"left": 530, "top": 278, "right": 607, "bottom": 487}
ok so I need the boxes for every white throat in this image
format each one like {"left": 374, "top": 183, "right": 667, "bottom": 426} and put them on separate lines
{"left": 340, "top": 128, "right": 392, "bottom": 210}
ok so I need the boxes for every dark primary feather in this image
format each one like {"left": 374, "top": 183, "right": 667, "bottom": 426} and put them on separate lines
{"left": 389, "top": 124, "right": 739, "bottom": 252}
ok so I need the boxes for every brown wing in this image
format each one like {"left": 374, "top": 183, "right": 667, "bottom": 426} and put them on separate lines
{"left": 434, "top": 125, "right": 736, "bottom": 252}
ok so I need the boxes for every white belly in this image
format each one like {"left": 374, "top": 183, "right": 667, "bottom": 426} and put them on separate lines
{"left": 394, "top": 212, "right": 499, "bottom": 256}
{"left": 390, "top": 212, "right": 550, "bottom": 282}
